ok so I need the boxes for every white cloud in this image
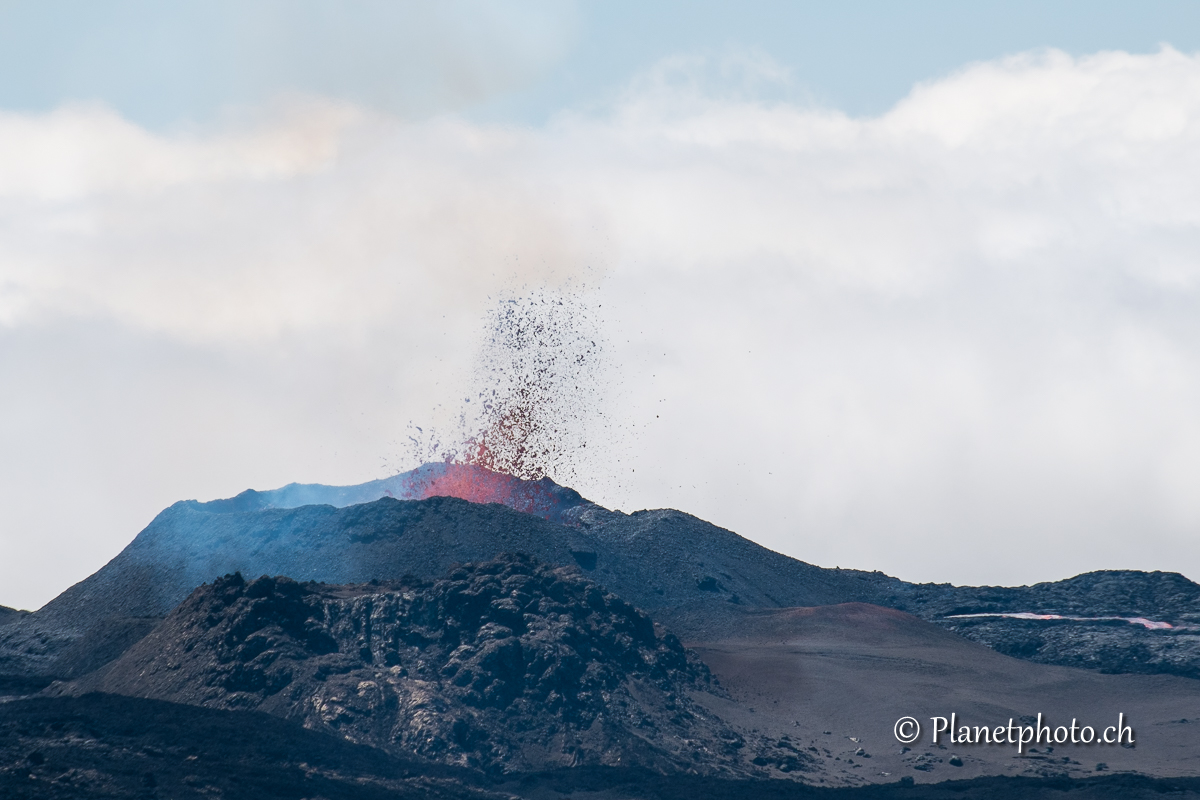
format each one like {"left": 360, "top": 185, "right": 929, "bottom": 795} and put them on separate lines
{"left": 4, "top": 47, "right": 1200, "bottom": 608}
{"left": 0, "top": 101, "right": 357, "bottom": 200}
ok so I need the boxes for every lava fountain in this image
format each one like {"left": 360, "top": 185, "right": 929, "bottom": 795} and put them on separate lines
{"left": 398, "top": 287, "right": 613, "bottom": 519}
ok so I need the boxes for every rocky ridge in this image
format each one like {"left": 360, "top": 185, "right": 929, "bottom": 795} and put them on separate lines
{"left": 890, "top": 570, "right": 1200, "bottom": 621}
{"left": 897, "top": 570, "right": 1200, "bottom": 680}
{"left": 0, "top": 605, "right": 26, "bottom": 626}
{"left": 0, "top": 491, "right": 906, "bottom": 679}
{"left": 941, "top": 615, "right": 1200, "bottom": 678}
{"left": 63, "top": 555, "right": 789, "bottom": 777}
{"left": 3, "top": 465, "right": 1198, "bottom": 681}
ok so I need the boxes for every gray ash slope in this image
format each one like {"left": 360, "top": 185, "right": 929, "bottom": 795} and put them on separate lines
{"left": 62, "top": 554, "right": 788, "bottom": 778}
{"left": 4, "top": 464, "right": 1198, "bottom": 679}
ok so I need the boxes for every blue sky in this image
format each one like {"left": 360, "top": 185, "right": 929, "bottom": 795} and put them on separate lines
{"left": 5, "top": 2, "right": 1200, "bottom": 609}
{"left": 3, "top": 1, "right": 1200, "bottom": 126}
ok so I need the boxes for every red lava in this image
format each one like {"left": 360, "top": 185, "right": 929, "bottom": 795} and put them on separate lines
{"left": 404, "top": 462, "right": 563, "bottom": 518}
{"left": 401, "top": 289, "right": 609, "bottom": 518}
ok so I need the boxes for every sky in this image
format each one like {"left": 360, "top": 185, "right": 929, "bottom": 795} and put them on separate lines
{"left": 4, "top": 1, "right": 1200, "bottom": 609}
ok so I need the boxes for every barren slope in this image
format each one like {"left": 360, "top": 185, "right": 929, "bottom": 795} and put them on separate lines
{"left": 683, "top": 603, "right": 1200, "bottom": 786}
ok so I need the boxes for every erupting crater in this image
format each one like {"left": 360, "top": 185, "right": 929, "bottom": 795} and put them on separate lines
{"left": 387, "top": 461, "right": 589, "bottom": 523}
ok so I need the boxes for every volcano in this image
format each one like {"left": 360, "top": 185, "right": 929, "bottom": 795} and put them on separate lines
{"left": 3, "top": 463, "right": 1199, "bottom": 684}
{"left": 4, "top": 464, "right": 1200, "bottom": 792}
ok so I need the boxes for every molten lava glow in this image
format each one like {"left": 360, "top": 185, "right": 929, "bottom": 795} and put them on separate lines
{"left": 403, "top": 289, "right": 612, "bottom": 502}
{"left": 459, "top": 405, "right": 543, "bottom": 482}
{"left": 403, "top": 462, "right": 564, "bottom": 519}
{"left": 949, "top": 612, "right": 1180, "bottom": 630}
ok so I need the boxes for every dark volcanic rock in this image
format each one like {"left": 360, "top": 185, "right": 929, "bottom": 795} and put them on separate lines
{"left": 940, "top": 616, "right": 1200, "bottom": 679}
{"left": 5, "top": 696, "right": 1200, "bottom": 799}
{"left": 0, "top": 495, "right": 600, "bottom": 677}
{"left": 575, "top": 508, "right": 903, "bottom": 616}
{"left": 0, "top": 605, "right": 27, "bottom": 627}
{"left": 35, "top": 495, "right": 599, "bottom": 627}
{"left": 0, "top": 492, "right": 905, "bottom": 679}
{"left": 0, "top": 694, "right": 500, "bottom": 800}
{"left": 886, "top": 570, "right": 1200, "bottom": 680}
{"left": 887, "top": 570, "right": 1200, "bottom": 621}
{"left": 64, "top": 555, "right": 770, "bottom": 776}
{"left": 5, "top": 467, "right": 1199, "bottom": 681}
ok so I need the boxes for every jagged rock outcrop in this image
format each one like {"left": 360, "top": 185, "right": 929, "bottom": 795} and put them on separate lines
{"left": 64, "top": 555, "right": 779, "bottom": 776}
{"left": 941, "top": 615, "right": 1200, "bottom": 678}
{"left": 893, "top": 570, "right": 1200, "bottom": 680}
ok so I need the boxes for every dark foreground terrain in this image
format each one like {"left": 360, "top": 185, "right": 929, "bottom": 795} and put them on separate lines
{"left": 4, "top": 695, "right": 1199, "bottom": 800}
{"left": 59, "top": 555, "right": 758, "bottom": 776}
{"left": 39, "top": 556, "right": 1200, "bottom": 788}
{"left": 0, "top": 694, "right": 494, "bottom": 800}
